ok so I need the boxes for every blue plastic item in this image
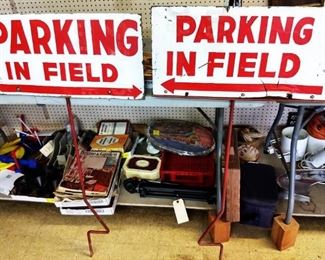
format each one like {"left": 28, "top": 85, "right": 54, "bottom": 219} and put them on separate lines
{"left": 0, "top": 155, "right": 38, "bottom": 169}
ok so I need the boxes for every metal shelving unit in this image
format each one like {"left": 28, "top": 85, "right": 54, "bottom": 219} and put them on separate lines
{"left": 117, "top": 185, "right": 215, "bottom": 210}
{"left": 0, "top": 93, "right": 267, "bottom": 108}
{"left": 1, "top": 0, "right": 324, "bottom": 219}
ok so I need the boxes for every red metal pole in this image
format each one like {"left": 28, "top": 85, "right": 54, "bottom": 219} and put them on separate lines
{"left": 198, "top": 100, "right": 235, "bottom": 260}
{"left": 65, "top": 97, "right": 110, "bottom": 257}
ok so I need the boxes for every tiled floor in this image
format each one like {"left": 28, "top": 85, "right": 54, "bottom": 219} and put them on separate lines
{"left": 0, "top": 200, "right": 324, "bottom": 260}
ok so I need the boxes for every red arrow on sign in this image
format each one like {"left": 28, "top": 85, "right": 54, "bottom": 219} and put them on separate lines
{"left": 0, "top": 84, "right": 143, "bottom": 99}
{"left": 161, "top": 78, "right": 323, "bottom": 95}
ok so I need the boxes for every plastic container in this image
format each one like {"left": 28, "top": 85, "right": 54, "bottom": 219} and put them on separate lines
{"left": 307, "top": 134, "right": 325, "bottom": 154}
{"left": 160, "top": 151, "right": 215, "bottom": 188}
{"left": 240, "top": 198, "right": 277, "bottom": 228}
{"left": 240, "top": 163, "right": 278, "bottom": 228}
{"left": 123, "top": 155, "right": 161, "bottom": 180}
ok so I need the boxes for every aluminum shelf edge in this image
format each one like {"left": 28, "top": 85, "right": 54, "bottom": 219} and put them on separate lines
{"left": 0, "top": 94, "right": 267, "bottom": 108}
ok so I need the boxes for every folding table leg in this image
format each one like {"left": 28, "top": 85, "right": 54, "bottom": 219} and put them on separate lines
{"left": 271, "top": 106, "right": 305, "bottom": 250}
{"left": 215, "top": 108, "right": 224, "bottom": 212}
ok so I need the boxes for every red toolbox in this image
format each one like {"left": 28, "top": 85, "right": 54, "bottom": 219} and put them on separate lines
{"left": 160, "top": 151, "right": 215, "bottom": 188}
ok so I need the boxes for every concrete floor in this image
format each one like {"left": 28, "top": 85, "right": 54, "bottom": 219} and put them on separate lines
{"left": 0, "top": 201, "right": 324, "bottom": 260}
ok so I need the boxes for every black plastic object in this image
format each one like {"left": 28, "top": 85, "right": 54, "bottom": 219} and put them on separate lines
{"left": 240, "top": 163, "right": 278, "bottom": 228}
{"left": 147, "top": 119, "right": 215, "bottom": 156}
{"left": 123, "top": 178, "right": 216, "bottom": 204}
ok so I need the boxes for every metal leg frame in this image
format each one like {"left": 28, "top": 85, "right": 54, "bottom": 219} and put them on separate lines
{"left": 285, "top": 106, "right": 305, "bottom": 224}
{"left": 196, "top": 107, "right": 224, "bottom": 212}
{"left": 285, "top": 105, "right": 325, "bottom": 224}
{"left": 215, "top": 108, "right": 224, "bottom": 212}
{"left": 265, "top": 104, "right": 306, "bottom": 224}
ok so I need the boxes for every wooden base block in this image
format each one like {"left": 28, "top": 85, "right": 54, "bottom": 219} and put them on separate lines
{"left": 271, "top": 214, "right": 300, "bottom": 251}
{"left": 208, "top": 212, "right": 231, "bottom": 243}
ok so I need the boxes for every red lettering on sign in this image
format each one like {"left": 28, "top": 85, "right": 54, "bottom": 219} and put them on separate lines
{"left": 279, "top": 53, "right": 300, "bottom": 78}
{"left": 269, "top": 17, "right": 294, "bottom": 44}
{"left": 293, "top": 17, "right": 314, "bottom": 45}
{"left": 227, "top": 52, "right": 236, "bottom": 77}
{"left": 194, "top": 16, "right": 214, "bottom": 43}
{"left": 176, "top": 16, "right": 196, "bottom": 42}
{"left": 14, "top": 62, "right": 30, "bottom": 80}
{"left": 207, "top": 52, "right": 225, "bottom": 76}
{"left": 43, "top": 62, "right": 58, "bottom": 80}
{"left": 91, "top": 20, "right": 115, "bottom": 55}
{"left": 59, "top": 63, "right": 67, "bottom": 81}
{"left": 10, "top": 21, "right": 31, "bottom": 54}
{"left": 116, "top": 19, "right": 138, "bottom": 56}
{"left": 170, "top": 50, "right": 303, "bottom": 80}
{"left": 1, "top": 18, "right": 141, "bottom": 56}
{"left": 238, "top": 53, "right": 257, "bottom": 77}
{"left": 77, "top": 20, "right": 88, "bottom": 54}
{"left": 86, "top": 63, "right": 100, "bottom": 82}
{"left": 69, "top": 63, "right": 83, "bottom": 81}
{"left": 237, "top": 16, "right": 257, "bottom": 43}
{"left": 30, "top": 20, "right": 51, "bottom": 54}
{"left": 259, "top": 53, "right": 276, "bottom": 77}
{"left": 258, "top": 16, "right": 268, "bottom": 43}
{"left": 0, "top": 22, "right": 8, "bottom": 43}
{"left": 53, "top": 20, "right": 76, "bottom": 54}
{"left": 173, "top": 15, "right": 315, "bottom": 45}
{"left": 167, "top": 51, "right": 173, "bottom": 76}
{"left": 5, "top": 62, "right": 13, "bottom": 79}
{"left": 102, "top": 64, "right": 118, "bottom": 82}
{"left": 176, "top": 51, "right": 196, "bottom": 76}
{"left": 207, "top": 52, "right": 300, "bottom": 78}
{"left": 217, "top": 16, "right": 235, "bottom": 43}
{"left": 43, "top": 62, "right": 119, "bottom": 82}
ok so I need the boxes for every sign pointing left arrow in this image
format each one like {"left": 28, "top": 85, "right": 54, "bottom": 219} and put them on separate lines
{"left": 161, "top": 78, "right": 323, "bottom": 96}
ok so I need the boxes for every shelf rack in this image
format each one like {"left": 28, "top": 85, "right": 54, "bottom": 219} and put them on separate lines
{"left": 0, "top": 93, "right": 267, "bottom": 108}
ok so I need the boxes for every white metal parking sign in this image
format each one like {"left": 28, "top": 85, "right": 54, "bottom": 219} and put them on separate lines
{"left": 152, "top": 6, "right": 325, "bottom": 100}
{"left": 0, "top": 13, "right": 144, "bottom": 99}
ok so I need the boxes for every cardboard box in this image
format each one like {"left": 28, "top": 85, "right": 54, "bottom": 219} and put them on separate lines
{"left": 59, "top": 195, "right": 118, "bottom": 216}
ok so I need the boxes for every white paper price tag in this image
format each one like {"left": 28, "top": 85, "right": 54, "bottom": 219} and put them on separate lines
{"left": 173, "top": 199, "right": 189, "bottom": 224}
{"left": 39, "top": 140, "right": 54, "bottom": 157}
{"left": 57, "top": 155, "right": 67, "bottom": 166}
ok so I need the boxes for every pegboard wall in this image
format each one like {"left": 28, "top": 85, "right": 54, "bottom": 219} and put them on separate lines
{"left": 0, "top": 0, "right": 268, "bottom": 38}
{"left": 0, "top": 102, "right": 291, "bottom": 134}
